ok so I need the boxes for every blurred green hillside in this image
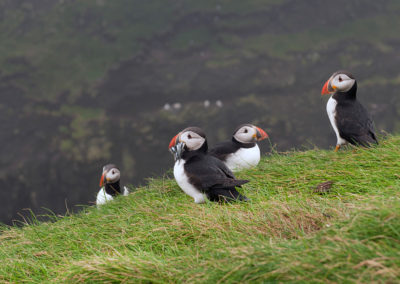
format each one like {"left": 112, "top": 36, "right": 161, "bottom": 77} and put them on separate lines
{"left": 0, "top": 0, "right": 400, "bottom": 224}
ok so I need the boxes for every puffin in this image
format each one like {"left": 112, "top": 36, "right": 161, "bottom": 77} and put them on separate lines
{"left": 96, "top": 164, "right": 129, "bottom": 206}
{"left": 168, "top": 127, "right": 249, "bottom": 203}
{"left": 209, "top": 124, "right": 268, "bottom": 172}
{"left": 321, "top": 70, "right": 378, "bottom": 151}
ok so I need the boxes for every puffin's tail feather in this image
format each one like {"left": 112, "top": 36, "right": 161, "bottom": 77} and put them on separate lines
{"left": 203, "top": 179, "right": 249, "bottom": 188}
{"left": 207, "top": 188, "right": 248, "bottom": 203}
{"left": 348, "top": 133, "right": 378, "bottom": 147}
{"left": 233, "top": 179, "right": 250, "bottom": 187}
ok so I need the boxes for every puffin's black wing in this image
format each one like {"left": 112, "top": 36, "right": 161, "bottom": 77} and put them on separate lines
{"left": 209, "top": 140, "right": 240, "bottom": 161}
{"left": 336, "top": 101, "right": 378, "bottom": 146}
{"left": 184, "top": 155, "right": 248, "bottom": 189}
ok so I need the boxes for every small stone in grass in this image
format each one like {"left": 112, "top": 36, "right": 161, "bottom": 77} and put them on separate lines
{"left": 313, "top": 181, "right": 334, "bottom": 194}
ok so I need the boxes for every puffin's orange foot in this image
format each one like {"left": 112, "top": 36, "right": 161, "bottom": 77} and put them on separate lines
{"left": 334, "top": 145, "right": 340, "bottom": 152}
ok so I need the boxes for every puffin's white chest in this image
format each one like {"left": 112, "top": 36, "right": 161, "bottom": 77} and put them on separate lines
{"left": 96, "top": 186, "right": 129, "bottom": 207}
{"left": 96, "top": 187, "right": 113, "bottom": 206}
{"left": 225, "top": 144, "right": 260, "bottom": 172}
{"left": 173, "top": 159, "right": 205, "bottom": 203}
{"left": 326, "top": 97, "right": 346, "bottom": 145}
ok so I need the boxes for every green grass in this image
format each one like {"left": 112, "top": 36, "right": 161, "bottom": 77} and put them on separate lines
{"left": 1, "top": 136, "right": 400, "bottom": 282}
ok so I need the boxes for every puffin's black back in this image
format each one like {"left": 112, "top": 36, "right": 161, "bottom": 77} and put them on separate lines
{"left": 183, "top": 151, "right": 249, "bottom": 202}
{"left": 209, "top": 139, "right": 255, "bottom": 161}
{"left": 333, "top": 83, "right": 378, "bottom": 146}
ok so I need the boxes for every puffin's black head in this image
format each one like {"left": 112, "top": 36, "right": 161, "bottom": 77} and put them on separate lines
{"left": 233, "top": 124, "right": 268, "bottom": 143}
{"left": 99, "top": 164, "right": 120, "bottom": 187}
{"left": 321, "top": 70, "right": 356, "bottom": 95}
{"left": 169, "top": 127, "right": 207, "bottom": 160}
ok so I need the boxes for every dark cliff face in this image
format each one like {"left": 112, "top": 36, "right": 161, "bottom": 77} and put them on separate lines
{"left": 1, "top": 0, "right": 400, "bottom": 224}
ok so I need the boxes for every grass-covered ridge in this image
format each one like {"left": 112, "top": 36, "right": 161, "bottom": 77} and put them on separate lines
{"left": 1, "top": 136, "right": 400, "bottom": 282}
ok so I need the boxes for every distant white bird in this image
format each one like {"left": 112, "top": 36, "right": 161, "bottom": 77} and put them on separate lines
{"left": 172, "top": 102, "right": 182, "bottom": 110}
{"left": 96, "top": 164, "right": 129, "bottom": 207}
{"left": 203, "top": 100, "right": 210, "bottom": 108}
{"left": 163, "top": 103, "right": 171, "bottom": 111}
{"left": 216, "top": 100, "right": 223, "bottom": 108}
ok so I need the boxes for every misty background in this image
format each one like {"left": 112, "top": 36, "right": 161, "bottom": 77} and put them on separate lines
{"left": 1, "top": 0, "right": 400, "bottom": 225}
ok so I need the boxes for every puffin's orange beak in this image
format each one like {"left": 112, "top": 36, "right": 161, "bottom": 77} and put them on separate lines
{"left": 255, "top": 127, "right": 268, "bottom": 141}
{"left": 169, "top": 133, "right": 179, "bottom": 149}
{"left": 321, "top": 79, "right": 330, "bottom": 95}
{"left": 99, "top": 172, "right": 106, "bottom": 187}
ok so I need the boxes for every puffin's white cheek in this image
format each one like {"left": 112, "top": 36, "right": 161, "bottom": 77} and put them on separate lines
{"left": 188, "top": 139, "right": 203, "bottom": 150}
{"left": 341, "top": 81, "right": 353, "bottom": 92}
{"left": 335, "top": 79, "right": 355, "bottom": 92}
{"left": 188, "top": 140, "right": 195, "bottom": 148}
{"left": 106, "top": 172, "right": 120, "bottom": 181}
{"left": 184, "top": 140, "right": 192, "bottom": 149}
{"left": 243, "top": 133, "right": 252, "bottom": 141}
{"left": 236, "top": 132, "right": 254, "bottom": 143}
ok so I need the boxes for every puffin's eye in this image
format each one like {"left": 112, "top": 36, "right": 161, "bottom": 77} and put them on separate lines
{"left": 188, "top": 134, "right": 192, "bottom": 139}
{"left": 339, "top": 76, "right": 343, "bottom": 82}
{"left": 112, "top": 170, "right": 115, "bottom": 174}
{"left": 244, "top": 129, "right": 248, "bottom": 133}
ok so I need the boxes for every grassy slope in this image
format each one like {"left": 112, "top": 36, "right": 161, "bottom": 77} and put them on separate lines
{"left": 1, "top": 136, "right": 400, "bottom": 283}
